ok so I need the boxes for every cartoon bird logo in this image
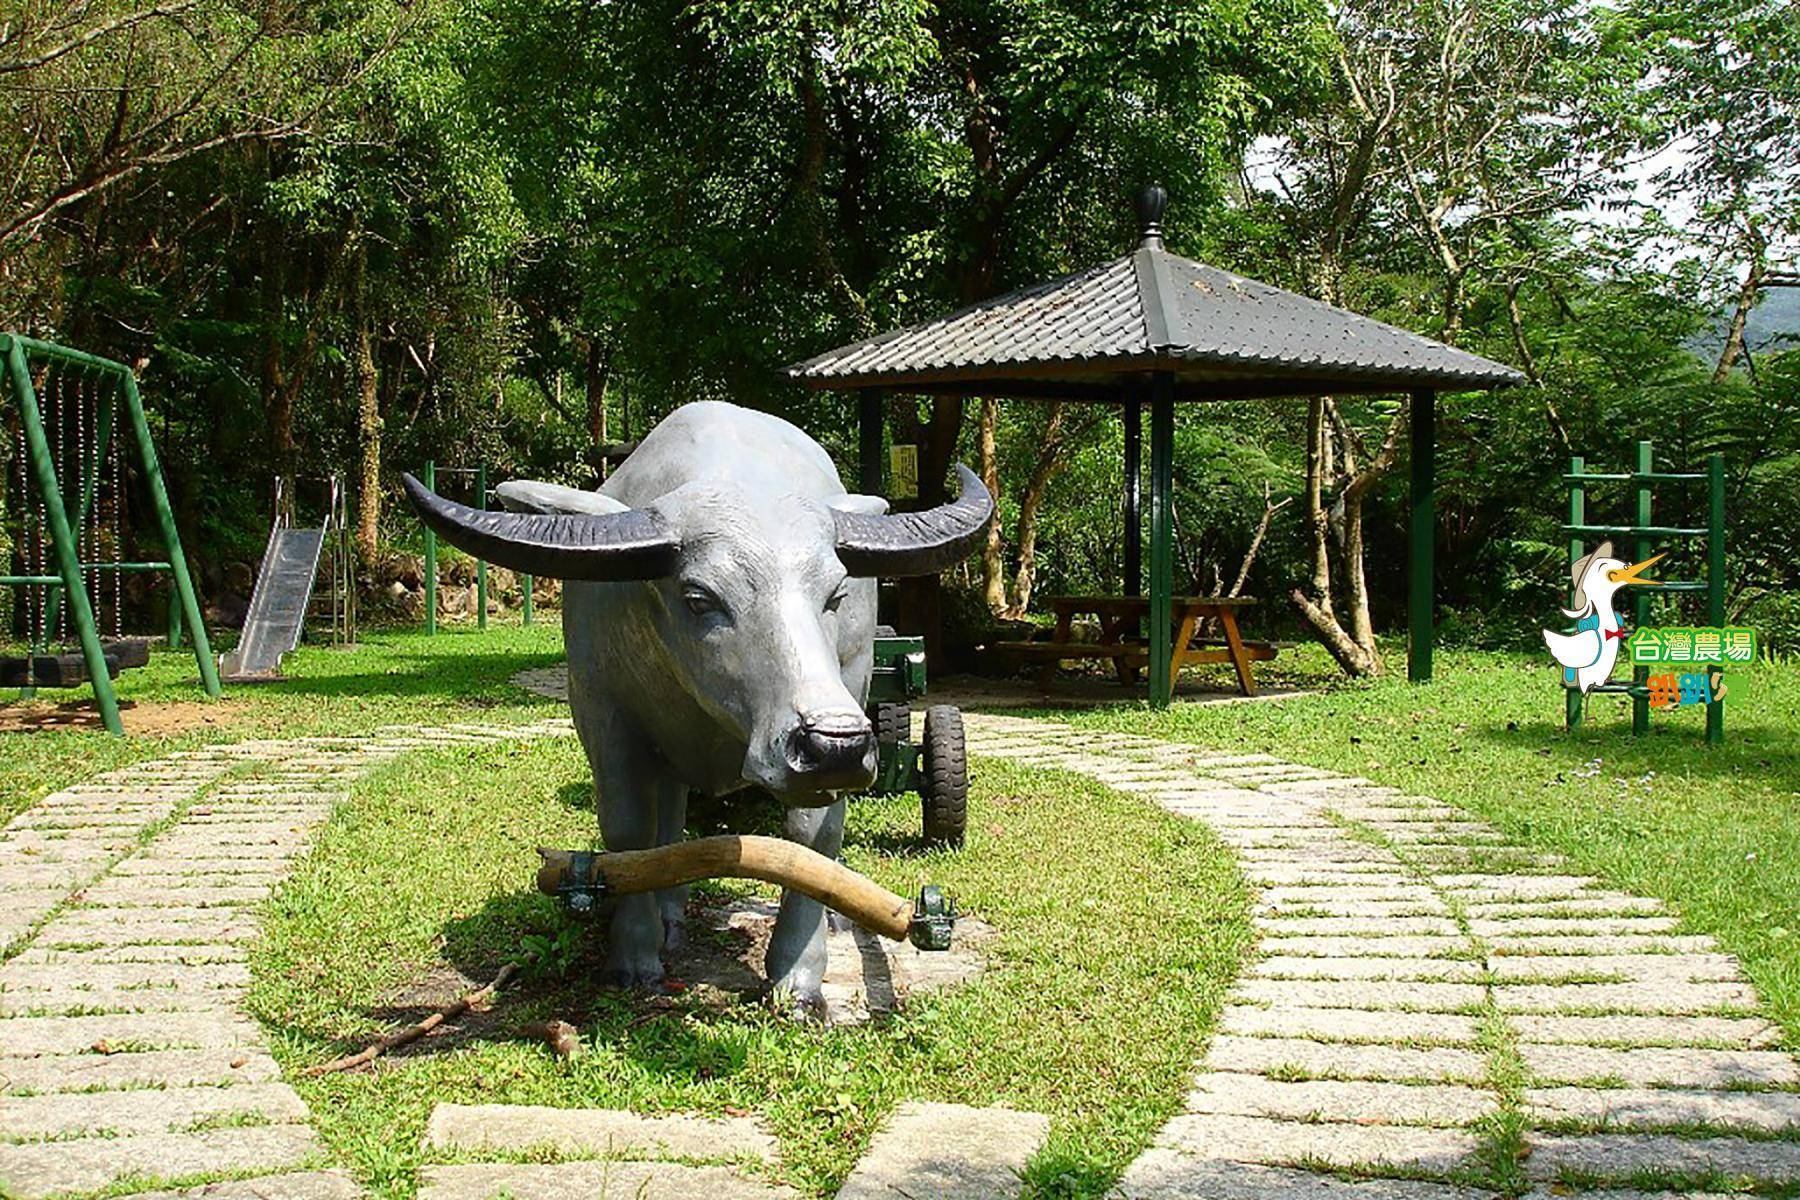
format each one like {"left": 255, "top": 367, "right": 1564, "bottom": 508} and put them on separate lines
{"left": 1543, "top": 540, "right": 1665, "bottom": 694}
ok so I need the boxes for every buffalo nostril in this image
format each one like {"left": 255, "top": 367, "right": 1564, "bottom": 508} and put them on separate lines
{"left": 786, "top": 715, "right": 876, "bottom": 778}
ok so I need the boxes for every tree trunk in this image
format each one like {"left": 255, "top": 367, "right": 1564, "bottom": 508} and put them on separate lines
{"left": 260, "top": 220, "right": 294, "bottom": 479}
{"left": 585, "top": 336, "right": 608, "bottom": 470}
{"left": 978, "top": 395, "right": 1006, "bottom": 615}
{"left": 1003, "top": 403, "right": 1067, "bottom": 618}
{"left": 351, "top": 242, "right": 381, "bottom": 563}
{"left": 1714, "top": 229, "right": 1767, "bottom": 381}
{"left": 1302, "top": 396, "right": 1334, "bottom": 616}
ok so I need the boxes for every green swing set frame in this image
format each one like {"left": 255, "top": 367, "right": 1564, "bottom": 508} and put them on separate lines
{"left": 1, "top": 333, "right": 220, "bottom": 735}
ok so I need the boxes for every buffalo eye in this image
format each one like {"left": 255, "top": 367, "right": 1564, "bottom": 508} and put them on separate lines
{"left": 682, "top": 584, "right": 727, "bottom": 620}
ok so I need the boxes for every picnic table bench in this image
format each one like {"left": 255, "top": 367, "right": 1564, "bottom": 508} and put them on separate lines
{"left": 995, "top": 595, "right": 1277, "bottom": 696}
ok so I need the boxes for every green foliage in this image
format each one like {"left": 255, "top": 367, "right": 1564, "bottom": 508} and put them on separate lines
{"left": 0, "top": 0, "right": 1794, "bottom": 660}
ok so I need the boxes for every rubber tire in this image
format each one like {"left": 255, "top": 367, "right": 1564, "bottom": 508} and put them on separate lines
{"left": 875, "top": 701, "right": 911, "bottom": 745}
{"left": 920, "top": 705, "right": 968, "bottom": 848}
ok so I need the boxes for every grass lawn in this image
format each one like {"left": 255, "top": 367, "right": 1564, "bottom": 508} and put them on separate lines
{"left": 1059, "top": 644, "right": 1800, "bottom": 1042}
{"left": 248, "top": 740, "right": 1253, "bottom": 1200}
{"left": 0, "top": 620, "right": 567, "bottom": 823}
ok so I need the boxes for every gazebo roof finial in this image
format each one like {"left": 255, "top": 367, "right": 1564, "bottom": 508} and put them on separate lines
{"left": 1135, "top": 184, "right": 1168, "bottom": 250}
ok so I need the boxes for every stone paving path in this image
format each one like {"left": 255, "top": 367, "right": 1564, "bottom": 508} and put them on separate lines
{"left": 8, "top": 671, "right": 1798, "bottom": 1199}
{"left": 0, "top": 719, "right": 571, "bottom": 1200}
{"left": 961, "top": 712, "right": 1800, "bottom": 1199}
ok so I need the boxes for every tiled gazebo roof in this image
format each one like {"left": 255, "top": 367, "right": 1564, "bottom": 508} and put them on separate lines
{"left": 788, "top": 196, "right": 1522, "bottom": 401}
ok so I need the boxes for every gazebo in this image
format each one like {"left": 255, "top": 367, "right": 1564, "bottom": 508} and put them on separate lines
{"left": 788, "top": 187, "right": 1522, "bottom": 705}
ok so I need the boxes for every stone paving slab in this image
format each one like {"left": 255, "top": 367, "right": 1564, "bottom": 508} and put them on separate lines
{"left": 1528, "top": 1131, "right": 1800, "bottom": 1182}
{"left": 1509, "top": 1013, "right": 1782, "bottom": 1048}
{"left": 128, "top": 1171, "right": 363, "bottom": 1200}
{"left": 1152, "top": 1112, "right": 1481, "bottom": 1171}
{"left": 0, "top": 983, "right": 242, "bottom": 1016}
{"left": 1120, "top": 1154, "right": 1488, "bottom": 1199}
{"left": 0, "top": 1124, "right": 325, "bottom": 1199}
{"left": 11, "top": 941, "right": 248, "bottom": 966}
{"left": 1234, "top": 978, "right": 1486, "bottom": 1012}
{"left": 423, "top": 1102, "right": 779, "bottom": 1161}
{"left": 1181, "top": 1072, "right": 1496, "bottom": 1126}
{"left": 418, "top": 1162, "right": 793, "bottom": 1199}
{"left": 1492, "top": 980, "right": 1757, "bottom": 1015}
{"left": 1518, "top": 1043, "right": 1800, "bottom": 1087}
{"left": 834, "top": 1101, "right": 1047, "bottom": 1200}
{"left": 1488, "top": 953, "right": 1743, "bottom": 983}
{"left": 1527, "top": 1084, "right": 1800, "bottom": 1132}
{"left": 0, "top": 1082, "right": 310, "bottom": 1138}
{"left": 0, "top": 1046, "right": 282, "bottom": 1091}
{"left": 0, "top": 1010, "right": 265, "bottom": 1056}
{"left": 1248, "top": 956, "right": 1486, "bottom": 982}
{"left": 1205, "top": 1035, "right": 1487, "bottom": 1083}
{"left": 1220, "top": 1005, "right": 1480, "bottom": 1045}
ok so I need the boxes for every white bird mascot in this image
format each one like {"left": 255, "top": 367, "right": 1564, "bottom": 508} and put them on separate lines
{"left": 1543, "top": 540, "right": 1664, "bottom": 693}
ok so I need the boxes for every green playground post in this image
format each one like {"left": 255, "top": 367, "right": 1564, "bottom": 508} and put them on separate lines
{"left": 1408, "top": 390, "right": 1437, "bottom": 683}
{"left": 1566, "top": 454, "right": 1585, "bottom": 730}
{"left": 475, "top": 463, "right": 489, "bottom": 632}
{"left": 6, "top": 339, "right": 123, "bottom": 733}
{"left": 1632, "top": 441, "right": 1652, "bottom": 736}
{"left": 122, "top": 371, "right": 219, "bottom": 695}
{"left": 423, "top": 460, "right": 437, "bottom": 636}
{"left": 1706, "top": 453, "right": 1726, "bottom": 746}
{"left": 522, "top": 574, "right": 533, "bottom": 625}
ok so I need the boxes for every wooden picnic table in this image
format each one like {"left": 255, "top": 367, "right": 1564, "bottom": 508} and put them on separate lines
{"left": 995, "top": 594, "right": 1275, "bottom": 696}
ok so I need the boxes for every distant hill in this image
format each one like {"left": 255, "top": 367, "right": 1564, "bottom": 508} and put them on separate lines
{"left": 1747, "top": 285, "right": 1800, "bottom": 354}
{"left": 1692, "top": 283, "right": 1800, "bottom": 361}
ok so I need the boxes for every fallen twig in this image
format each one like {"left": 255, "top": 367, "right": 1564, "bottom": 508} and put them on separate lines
{"left": 519, "top": 1018, "right": 581, "bottom": 1060}
{"left": 302, "top": 962, "right": 519, "bottom": 1077}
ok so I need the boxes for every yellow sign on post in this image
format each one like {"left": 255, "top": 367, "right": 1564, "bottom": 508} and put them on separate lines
{"left": 890, "top": 444, "right": 919, "bottom": 499}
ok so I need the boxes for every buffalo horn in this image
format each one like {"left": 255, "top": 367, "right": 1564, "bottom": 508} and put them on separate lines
{"left": 833, "top": 463, "right": 995, "bottom": 578}
{"left": 401, "top": 473, "right": 678, "bottom": 581}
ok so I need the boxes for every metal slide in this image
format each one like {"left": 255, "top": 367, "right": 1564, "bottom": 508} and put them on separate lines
{"left": 219, "top": 524, "right": 325, "bottom": 682}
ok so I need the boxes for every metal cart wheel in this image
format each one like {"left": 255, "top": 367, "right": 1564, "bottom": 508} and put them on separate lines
{"left": 920, "top": 705, "right": 968, "bottom": 848}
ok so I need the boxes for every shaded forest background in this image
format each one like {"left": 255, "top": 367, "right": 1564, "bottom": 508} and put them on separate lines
{"left": 2, "top": 0, "right": 1797, "bottom": 667}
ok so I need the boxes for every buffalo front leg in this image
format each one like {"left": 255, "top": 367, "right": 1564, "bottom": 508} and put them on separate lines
{"left": 655, "top": 780, "right": 691, "bottom": 952}
{"left": 765, "top": 798, "right": 846, "bottom": 1013}
{"left": 587, "top": 717, "right": 672, "bottom": 991}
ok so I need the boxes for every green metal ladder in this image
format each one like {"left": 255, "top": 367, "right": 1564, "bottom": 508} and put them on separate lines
{"left": 1563, "top": 439, "right": 1725, "bottom": 744}
{"left": 0, "top": 334, "right": 221, "bottom": 734}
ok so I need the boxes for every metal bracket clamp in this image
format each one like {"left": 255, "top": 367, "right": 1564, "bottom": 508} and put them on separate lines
{"left": 908, "top": 884, "right": 956, "bottom": 951}
{"left": 553, "top": 850, "right": 607, "bottom": 916}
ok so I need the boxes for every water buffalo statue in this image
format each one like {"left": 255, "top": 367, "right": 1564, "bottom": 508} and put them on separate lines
{"left": 404, "top": 401, "right": 992, "bottom": 1009}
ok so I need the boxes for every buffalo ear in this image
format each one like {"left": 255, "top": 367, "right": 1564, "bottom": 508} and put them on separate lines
{"left": 495, "top": 480, "right": 631, "bottom": 517}
{"left": 828, "top": 493, "right": 889, "bottom": 517}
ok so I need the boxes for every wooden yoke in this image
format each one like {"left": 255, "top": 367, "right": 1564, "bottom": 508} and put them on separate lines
{"left": 537, "top": 836, "right": 954, "bottom": 949}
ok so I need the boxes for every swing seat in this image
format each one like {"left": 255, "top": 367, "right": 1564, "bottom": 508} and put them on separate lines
{"left": 102, "top": 637, "right": 151, "bottom": 669}
{"left": 0, "top": 652, "right": 123, "bottom": 689}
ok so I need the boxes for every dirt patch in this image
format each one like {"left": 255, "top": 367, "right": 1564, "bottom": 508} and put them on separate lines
{"left": 0, "top": 697, "right": 249, "bottom": 736}
{"left": 356, "top": 899, "right": 995, "bottom": 1064}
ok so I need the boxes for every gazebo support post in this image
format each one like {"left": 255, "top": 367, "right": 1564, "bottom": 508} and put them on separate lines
{"left": 1408, "top": 389, "right": 1436, "bottom": 683}
{"left": 858, "top": 390, "right": 884, "bottom": 494}
{"left": 1123, "top": 395, "right": 1142, "bottom": 597}
{"left": 1148, "top": 373, "right": 1176, "bottom": 706}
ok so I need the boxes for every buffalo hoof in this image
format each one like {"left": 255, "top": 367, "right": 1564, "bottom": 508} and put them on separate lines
{"left": 767, "top": 978, "right": 827, "bottom": 1022}
{"left": 599, "top": 954, "right": 665, "bottom": 992}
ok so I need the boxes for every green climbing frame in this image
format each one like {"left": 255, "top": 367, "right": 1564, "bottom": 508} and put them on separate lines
{"left": 1563, "top": 439, "right": 1726, "bottom": 745}
{"left": 0, "top": 333, "right": 221, "bottom": 734}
